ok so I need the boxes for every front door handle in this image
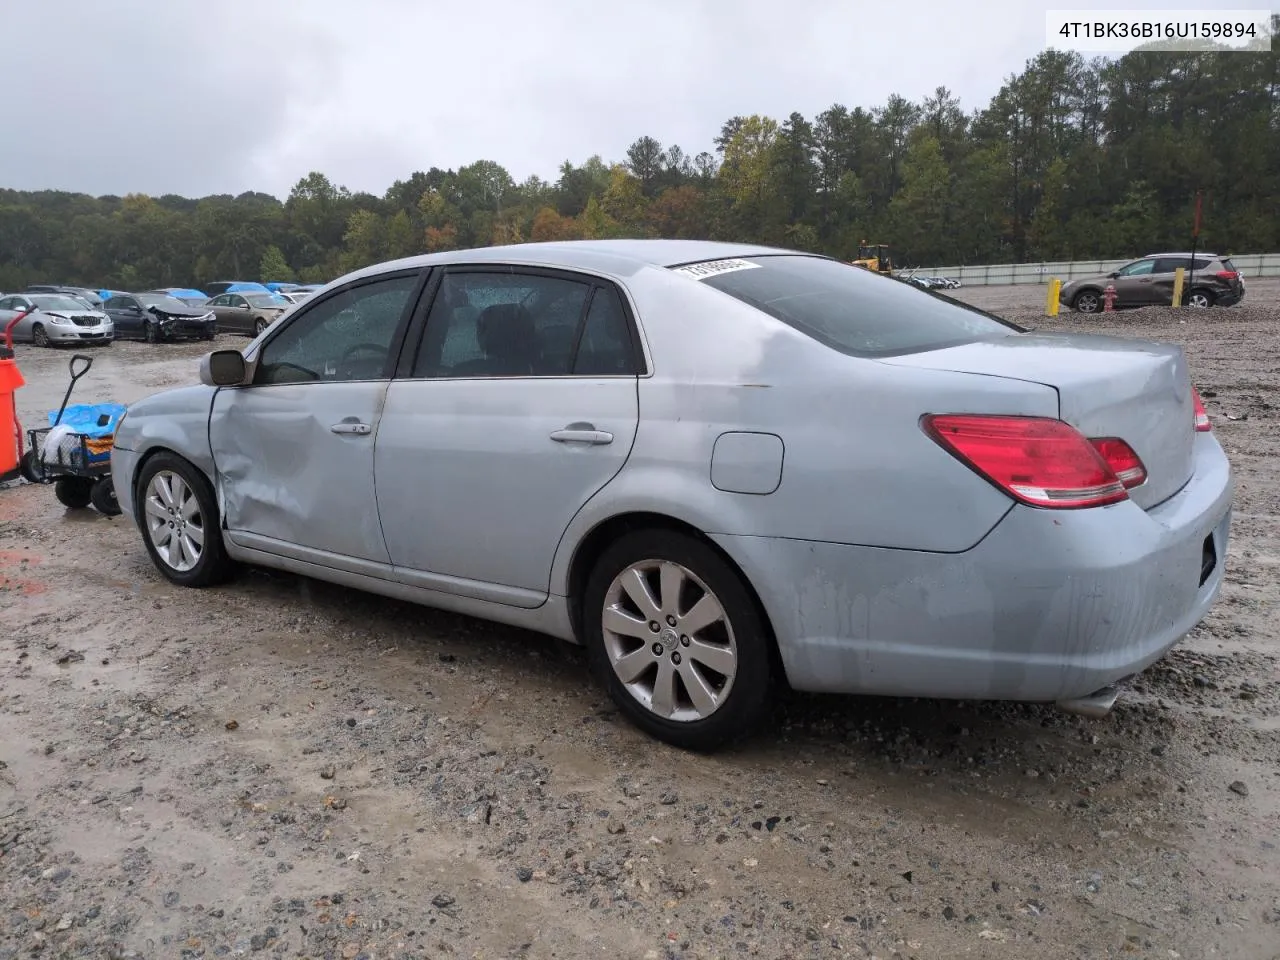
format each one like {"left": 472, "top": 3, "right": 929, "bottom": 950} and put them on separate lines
{"left": 331, "top": 420, "right": 372, "bottom": 436}
{"left": 550, "top": 423, "right": 613, "bottom": 445}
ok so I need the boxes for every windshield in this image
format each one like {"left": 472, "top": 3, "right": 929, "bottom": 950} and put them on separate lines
{"left": 32, "top": 295, "right": 94, "bottom": 313}
{"left": 245, "top": 293, "right": 288, "bottom": 307}
{"left": 679, "top": 255, "right": 1021, "bottom": 358}
{"left": 137, "top": 293, "right": 195, "bottom": 311}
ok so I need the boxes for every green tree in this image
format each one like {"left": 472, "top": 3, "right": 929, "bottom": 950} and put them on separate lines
{"left": 259, "top": 244, "right": 294, "bottom": 282}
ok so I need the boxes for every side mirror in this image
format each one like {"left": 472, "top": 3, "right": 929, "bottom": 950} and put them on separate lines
{"left": 1106, "top": 271, "right": 1119, "bottom": 279}
{"left": 200, "top": 349, "right": 249, "bottom": 387}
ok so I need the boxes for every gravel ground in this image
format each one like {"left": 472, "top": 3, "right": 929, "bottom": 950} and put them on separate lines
{"left": 1, "top": 284, "right": 1278, "bottom": 960}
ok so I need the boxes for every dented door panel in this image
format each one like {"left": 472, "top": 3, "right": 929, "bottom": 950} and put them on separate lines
{"left": 209, "top": 381, "right": 391, "bottom": 563}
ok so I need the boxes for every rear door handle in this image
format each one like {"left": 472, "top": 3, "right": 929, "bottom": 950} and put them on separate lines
{"left": 331, "top": 420, "right": 372, "bottom": 436}
{"left": 550, "top": 423, "right": 613, "bottom": 445}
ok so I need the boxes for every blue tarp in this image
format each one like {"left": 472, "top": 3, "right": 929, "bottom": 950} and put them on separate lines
{"left": 168, "top": 287, "right": 208, "bottom": 300}
{"left": 226, "top": 281, "right": 270, "bottom": 293}
{"left": 50, "top": 403, "right": 128, "bottom": 436}
{"left": 46, "top": 403, "right": 127, "bottom": 465}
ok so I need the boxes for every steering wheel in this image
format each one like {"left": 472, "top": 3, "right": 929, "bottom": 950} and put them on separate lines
{"left": 336, "top": 341, "right": 388, "bottom": 378}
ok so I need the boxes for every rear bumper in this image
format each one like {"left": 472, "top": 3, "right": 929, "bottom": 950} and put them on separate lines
{"left": 717, "top": 432, "right": 1233, "bottom": 703}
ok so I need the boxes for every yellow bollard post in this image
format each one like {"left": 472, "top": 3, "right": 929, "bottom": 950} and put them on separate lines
{"left": 1045, "top": 277, "right": 1062, "bottom": 316}
{"left": 1171, "top": 266, "right": 1185, "bottom": 307}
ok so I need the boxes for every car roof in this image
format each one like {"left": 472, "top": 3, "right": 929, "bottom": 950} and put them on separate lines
{"left": 1142, "top": 251, "right": 1219, "bottom": 258}
{"left": 339, "top": 239, "right": 808, "bottom": 285}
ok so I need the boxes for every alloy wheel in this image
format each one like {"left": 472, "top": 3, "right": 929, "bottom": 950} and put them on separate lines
{"left": 601, "top": 559, "right": 738, "bottom": 722}
{"left": 1075, "top": 292, "right": 1099, "bottom": 313}
{"left": 144, "top": 470, "right": 205, "bottom": 572}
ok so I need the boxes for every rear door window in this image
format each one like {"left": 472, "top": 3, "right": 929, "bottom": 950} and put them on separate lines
{"left": 1153, "top": 257, "right": 1191, "bottom": 274}
{"left": 676, "top": 255, "right": 1019, "bottom": 358}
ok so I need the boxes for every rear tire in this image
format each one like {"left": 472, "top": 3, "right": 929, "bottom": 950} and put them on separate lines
{"left": 1186, "top": 289, "right": 1215, "bottom": 308}
{"left": 54, "top": 476, "right": 93, "bottom": 509}
{"left": 135, "top": 452, "right": 235, "bottom": 587}
{"left": 582, "top": 529, "right": 773, "bottom": 752}
{"left": 18, "top": 450, "right": 40, "bottom": 483}
{"left": 90, "top": 476, "right": 121, "bottom": 516}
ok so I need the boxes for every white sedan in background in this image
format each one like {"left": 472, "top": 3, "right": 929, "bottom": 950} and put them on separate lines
{"left": 0, "top": 293, "right": 114, "bottom": 346}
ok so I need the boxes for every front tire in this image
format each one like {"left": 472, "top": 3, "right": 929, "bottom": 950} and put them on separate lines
{"left": 254, "top": 317, "right": 270, "bottom": 336}
{"left": 32, "top": 324, "right": 51, "bottom": 347}
{"left": 144, "top": 323, "right": 158, "bottom": 344}
{"left": 135, "top": 453, "right": 235, "bottom": 587}
{"left": 583, "top": 530, "right": 772, "bottom": 752}
{"left": 1073, "top": 290, "right": 1101, "bottom": 314}
{"left": 54, "top": 477, "right": 93, "bottom": 509}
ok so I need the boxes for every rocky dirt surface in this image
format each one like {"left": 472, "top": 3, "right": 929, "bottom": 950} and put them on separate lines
{"left": 2, "top": 286, "right": 1278, "bottom": 960}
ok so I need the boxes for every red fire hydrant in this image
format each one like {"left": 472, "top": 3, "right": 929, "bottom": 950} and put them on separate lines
{"left": 1103, "top": 284, "right": 1117, "bottom": 312}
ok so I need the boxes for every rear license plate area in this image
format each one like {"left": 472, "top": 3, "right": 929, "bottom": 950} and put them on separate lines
{"left": 1198, "top": 534, "right": 1217, "bottom": 587}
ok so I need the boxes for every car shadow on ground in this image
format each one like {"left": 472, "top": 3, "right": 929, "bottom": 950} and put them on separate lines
{"left": 220, "top": 564, "right": 1181, "bottom": 813}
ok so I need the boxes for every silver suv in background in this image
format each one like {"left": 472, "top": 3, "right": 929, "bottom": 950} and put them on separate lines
{"left": 1061, "top": 253, "right": 1245, "bottom": 313}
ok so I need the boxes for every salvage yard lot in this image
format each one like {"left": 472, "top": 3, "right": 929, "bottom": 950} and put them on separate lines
{"left": 2, "top": 281, "right": 1278, "bottom": 960}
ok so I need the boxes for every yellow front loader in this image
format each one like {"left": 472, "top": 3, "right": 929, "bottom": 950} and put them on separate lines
{"left": 851, "top": 242, "right": 893, "bottom": 275}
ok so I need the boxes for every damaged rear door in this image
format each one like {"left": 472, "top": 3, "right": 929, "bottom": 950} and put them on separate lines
{"left": 209, "top": 270, "right": 426, "bottom": 570}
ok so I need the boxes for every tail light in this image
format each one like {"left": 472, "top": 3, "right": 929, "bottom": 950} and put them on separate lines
{"left": 1215, "top": 270, "right": 1238, "bottom": 281}
{"left": 922, "top": 415, "right": 1128, "bottom": 509}
{"left": 1192, "top": 387, "right": 1211, "bottom": 432}
{"left": 1089, "top": 437, "right": 1147, "bottom": 488}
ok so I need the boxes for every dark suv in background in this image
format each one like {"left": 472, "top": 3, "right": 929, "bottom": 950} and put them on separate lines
{"left": 1061, "top": 253, "right": 1245, "bottom": 313}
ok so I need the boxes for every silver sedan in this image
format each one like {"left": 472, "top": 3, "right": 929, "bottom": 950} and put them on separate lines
{"left": 0, "top": 293, "right": 114, "bottom": 346}
{"left": 110, "top": 240, "right": 1233, "bottom": 750}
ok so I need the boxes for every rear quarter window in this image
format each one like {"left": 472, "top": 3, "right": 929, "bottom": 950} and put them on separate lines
{"left": 679, "top": 255, "right": 1021, "bottom": 358}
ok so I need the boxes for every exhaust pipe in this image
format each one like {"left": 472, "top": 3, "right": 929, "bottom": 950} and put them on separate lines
{"left": 1056, "top": 684, "right": 1121, "bottom": 719}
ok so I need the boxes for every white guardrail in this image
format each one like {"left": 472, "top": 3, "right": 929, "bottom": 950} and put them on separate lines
{"left": 910, "top": 252, "right": 1280, "bottom": 286}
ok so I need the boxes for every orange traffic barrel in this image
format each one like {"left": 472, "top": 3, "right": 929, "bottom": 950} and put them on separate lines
{"left": 0, "top": 352, "right": 25, "bottom": 478}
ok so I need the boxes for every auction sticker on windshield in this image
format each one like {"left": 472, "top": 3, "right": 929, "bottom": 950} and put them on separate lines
{"left": 672, "top": 259, "right": 762, "bottom": 280}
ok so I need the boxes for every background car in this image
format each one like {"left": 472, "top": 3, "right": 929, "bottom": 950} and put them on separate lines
{"left": 0, "top": 292, "right": 113, "bottom": 346}
{"left": 24, "top": 284, "right": 106, "bottom": 310}
{"left": 147, "top": 287, "right": 210, "bottom": 307}
{"left": 206, "top": 291, "right": 290, "bottom": 336}
{"left": 105, "top": 292, "right": 217, "bottom": 342}
{"left": 110, "top": 239, "right": 1232, "bottom": 751}
{"left": 1061, "top": 253, "right": 1245, "bottom": 313}
{"left": 277, "top": 290, "right": 315, "bottom": 305}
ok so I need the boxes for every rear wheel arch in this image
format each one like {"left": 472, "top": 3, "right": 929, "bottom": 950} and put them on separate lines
{"left": 1186, "top": 287, "right": 1216, "bottom": 307}
{"left": 566, "top": 511, "right": 786, "bottom": 680}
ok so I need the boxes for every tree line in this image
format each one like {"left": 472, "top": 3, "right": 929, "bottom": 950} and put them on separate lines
{"left": 1, "top": 37, "right": 1277, "bottom": 292}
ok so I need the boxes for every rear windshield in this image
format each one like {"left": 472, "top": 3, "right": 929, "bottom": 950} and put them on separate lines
{"left": 677, "top": 255, "right": 1021, "bottom": 357}
{"left": 1222, "top": 258, "right": 1236, "bottom": 270}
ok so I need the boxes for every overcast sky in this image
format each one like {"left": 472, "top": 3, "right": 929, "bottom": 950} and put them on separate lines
{"left": 0, "top": 0, "right": 1256, "bottom": 199}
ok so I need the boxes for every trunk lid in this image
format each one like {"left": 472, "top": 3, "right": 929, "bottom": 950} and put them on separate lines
{"left": 879, "top": 332, "right": 1196, "bottom": 510}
